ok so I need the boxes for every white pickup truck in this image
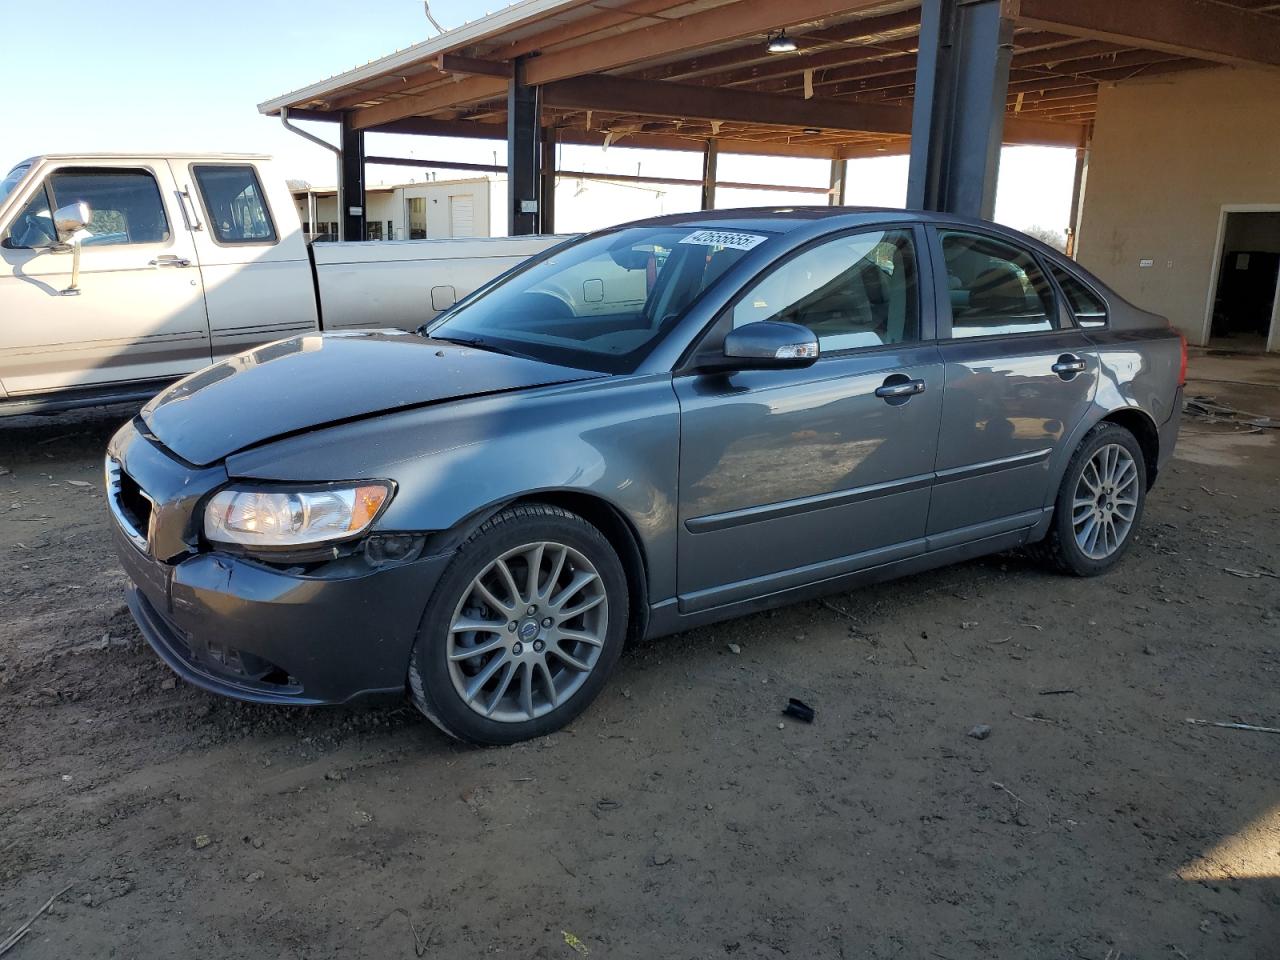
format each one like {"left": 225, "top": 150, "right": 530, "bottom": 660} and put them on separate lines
{"left": 0, "top": 153, "right": 561, "bottom": 415}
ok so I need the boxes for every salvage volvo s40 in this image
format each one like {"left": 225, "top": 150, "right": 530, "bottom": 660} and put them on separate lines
{"left": 106, "top": 209, "right": 1185, "bottom": 744}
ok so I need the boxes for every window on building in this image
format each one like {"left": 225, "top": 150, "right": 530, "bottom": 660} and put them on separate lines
{"left": 939, "top": 231, "right": 1056, "bottom": 338}
{"left": 407, "top": 197, "right": 426, "bottom": 239}
{"left": 732, "top": 229, "right": 919, "bottom": 351}
{"left": 192, "top": 164, "right": 276, "bottom": 244}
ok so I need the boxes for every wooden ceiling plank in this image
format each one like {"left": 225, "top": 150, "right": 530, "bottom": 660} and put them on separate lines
{"left": 522, "top": 0, "right": 893, "bottom": 86}
{"left": 1009, "top": 0, "right": 1280, "bottom": 67}
{"left": 351, "top": 75, "right": 508, "bottom": 130}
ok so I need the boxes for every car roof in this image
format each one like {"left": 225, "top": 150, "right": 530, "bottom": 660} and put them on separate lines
{"left": 617, "top": 205, "right": 1041, "bottom": 238}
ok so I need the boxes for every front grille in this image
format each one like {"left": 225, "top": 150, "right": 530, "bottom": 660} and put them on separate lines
{"left": 105, "top": 457, "right": 152, "bottom": 552}
{"left": 117, "top": 471, "right": 152, "bottom": 537}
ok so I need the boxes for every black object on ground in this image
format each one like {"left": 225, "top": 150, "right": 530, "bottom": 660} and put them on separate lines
{"left": 783, "top": 698, "right": 815, "bottom": 723}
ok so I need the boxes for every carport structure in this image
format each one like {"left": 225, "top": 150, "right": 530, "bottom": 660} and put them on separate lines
{"left": 258, "top": 0, "right": 1280, "bottom": 246}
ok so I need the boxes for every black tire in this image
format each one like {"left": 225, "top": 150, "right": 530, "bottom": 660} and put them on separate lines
{"left": 408, "top": 504, "right": 628, "bottom": 745}
{"left": 1040, "top": 421, "right": 1148, "bottom": 577}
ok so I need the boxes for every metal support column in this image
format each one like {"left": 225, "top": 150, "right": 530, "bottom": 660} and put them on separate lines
{"left": 508, "top": 58, "right": 542, "bottom": 235}
{"left": 339, "top": 112, "right": 366, "bottom": 241}
{"left": 1064, "top": 142, "right": 1089, "bottom": 259}
{"left": 828, "top": 158, "right": 846, "bottom": 206}
{"left": 700, "top": 139, "right": 718, "bottom": 211}
{"left": 906, "top": 0, "right": 1014, "bottom": 218}
{"left": 540, "top": 128, "right": 557, "bottom": 235}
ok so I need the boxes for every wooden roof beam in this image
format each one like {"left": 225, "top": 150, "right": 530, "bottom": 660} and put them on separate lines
{"left": 350, "top": 75, "right": 508, "bottom": 130}
{"left": 1008, "top": 0, "right": 1280, "bottom": 68}
{"left": 522, "top": 0, "right": 894, "bottom": 86}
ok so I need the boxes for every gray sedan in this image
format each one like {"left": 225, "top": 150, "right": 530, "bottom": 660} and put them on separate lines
{"left": 106, "top": 208, "right": 1185, "bottom": 744}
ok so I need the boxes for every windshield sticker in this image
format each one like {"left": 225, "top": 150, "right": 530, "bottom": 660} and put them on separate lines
{"left": 679, "top": 229, "right": 767, "bottom": 251}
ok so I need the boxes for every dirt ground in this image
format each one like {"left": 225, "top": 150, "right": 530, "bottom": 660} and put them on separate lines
{"left": 1, "top": 351, "right": 1277, "bottom": 960}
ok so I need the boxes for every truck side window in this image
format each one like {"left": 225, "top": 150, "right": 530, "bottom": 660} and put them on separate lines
{"left": 2, "top": 185, "right": 56, "bottom": 249}
{"left": 1051, "top": 264, "right": 1108, "bottom": 329}
{"left": 192, "top": 165, "right": 277, "bottom": 244}
{"left": 47, "top": 167, "right": 171, "bottom": 246}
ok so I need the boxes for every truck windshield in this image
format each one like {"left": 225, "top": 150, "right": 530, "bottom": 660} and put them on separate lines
{"left": 0, "top": 163, "right": 32, "bottom": 204}
{"left": 428, "top": 225, "right": 773, "bottom": 373}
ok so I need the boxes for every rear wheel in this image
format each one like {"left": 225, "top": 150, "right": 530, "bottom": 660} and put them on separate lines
{"left": 1040, "top": 422, "right": 1147, "bottom": 577}
{"left": 408, "top": 504, "right": 628, "bottom": 744}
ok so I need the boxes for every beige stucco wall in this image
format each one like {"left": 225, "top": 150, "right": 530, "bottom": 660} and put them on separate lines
{"left": 1076, "top": 66, "right": 1280, "bottom": 346}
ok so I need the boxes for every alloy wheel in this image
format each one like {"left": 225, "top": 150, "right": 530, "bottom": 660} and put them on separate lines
{"left": 446, "top": 540, "right": 609, "bottom": 723}
{"left": 1071, "top": 442, "right": 1140, "bottom": 560}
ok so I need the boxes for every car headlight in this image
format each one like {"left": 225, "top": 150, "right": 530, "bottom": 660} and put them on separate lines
{"left": 203, "top": 482, "right": 392, "bottom": 549}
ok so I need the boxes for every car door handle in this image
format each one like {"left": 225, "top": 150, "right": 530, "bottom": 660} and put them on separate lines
{"left": 875, "top": 378, "right": 926, "bottom": 400}
{"left": 149, "top": 255, "right": 191, "bottom": 268}
{"left": 1052, "top": 354, "right": 1087, "bottom": 378}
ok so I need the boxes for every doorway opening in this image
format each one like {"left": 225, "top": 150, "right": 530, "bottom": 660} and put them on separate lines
{"left": 1206, "top": 208, "right": 1280, "bottom": 354}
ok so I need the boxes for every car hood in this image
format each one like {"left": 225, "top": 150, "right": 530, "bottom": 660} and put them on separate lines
{"left": 141, "top": 330, "right": 603, "bottom": 466}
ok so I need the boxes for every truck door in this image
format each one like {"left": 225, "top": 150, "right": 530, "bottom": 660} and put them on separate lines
{"left": 176, "top": 160, "right": 318, "bottom": 360}
{"left": 0, "top": 160, "right": 210, "bottom": 395}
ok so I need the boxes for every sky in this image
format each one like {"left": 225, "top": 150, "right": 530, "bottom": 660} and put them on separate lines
{"left": 0, "top": 0, "right": 1077, "bottom": 237}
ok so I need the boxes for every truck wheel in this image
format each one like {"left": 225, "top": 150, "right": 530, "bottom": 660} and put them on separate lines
{"left": 1041, "top": 422, "right": 1148, "bottom": 577}
{"left": 408, "top": 504, "right": 628, "bottom": 745}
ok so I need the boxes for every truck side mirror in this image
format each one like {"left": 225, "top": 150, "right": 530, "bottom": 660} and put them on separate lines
{"left": 52, "top": 202, "right": 91, "bottom": 296}
{"left": 53, "top": 202, "right": 90, "bottom": 243}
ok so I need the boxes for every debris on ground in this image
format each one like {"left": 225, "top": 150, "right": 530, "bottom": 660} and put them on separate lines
{"left": 725, "top": 642, "right": 741, "bottom": 655}
{"left": 0, "top": 884, "right": 74, "bottom": 956}
{"left": 782, "top": 698, "right": 815, "bottom": 723}
{"left": 967, "top": 724, "right": 992, "bottom": 740}
{"left": 192, "top": 835, "right": 212, "bottom": 850}
{"left": 1185, "top": 718, "right": 1280, "bottom": 735}
{"left": 562, "top": 930, "right": 590, "bottom": 956}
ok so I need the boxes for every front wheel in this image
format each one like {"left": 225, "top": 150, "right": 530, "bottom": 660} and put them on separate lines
{"left": 408, "top": 504, "right": 628, "bottom": 744}
{"left": 1040, "top": 422, "right": 1147, "bottom": 577}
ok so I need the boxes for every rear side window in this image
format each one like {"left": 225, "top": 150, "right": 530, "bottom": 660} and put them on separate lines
{"left": 939, "top": 230, "right": 1056, "bottom": 338}
{"left": 732, "top": 229, "right": 920, "bottom": 351}
{"left": 193, "top": 164, "right": 276, "bottom": 244}
{"left": 1051, "top": 265, "right": 1108, "bottom": 328}
{"left": 47, "top": 167, "right": 170, "bottom": 246}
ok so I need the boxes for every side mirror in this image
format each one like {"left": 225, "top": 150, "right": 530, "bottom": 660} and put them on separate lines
{"left": 52, "top": 202, "right": 91, "bottom": 296}
{"left": 53, "top": 202, "right": 90, "bottom": 243}
{"left": 720, "top": 320, "right": 819, "bottom": 370}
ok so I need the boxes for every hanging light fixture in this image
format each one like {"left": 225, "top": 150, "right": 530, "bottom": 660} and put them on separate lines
{"left": 766, "top": 29, "right": 798, "bottom": 54}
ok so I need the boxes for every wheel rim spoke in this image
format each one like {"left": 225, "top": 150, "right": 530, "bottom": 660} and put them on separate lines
{"left": 447, "top": 539, "right": 609, "bottom": 724}
{"left": 450, "top": 636, "right": 505, "bottom": 661}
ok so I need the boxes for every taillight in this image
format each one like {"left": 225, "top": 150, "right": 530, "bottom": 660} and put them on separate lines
{"left": 1177, "top": 332, "right": 1188, "bottom": 387}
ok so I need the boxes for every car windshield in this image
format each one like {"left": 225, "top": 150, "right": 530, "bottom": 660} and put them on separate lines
{"left": 0, "top": 163, "right": 32, "bottom": 204}
{"left": 428, "top": 224, "right": 774, "bottom": 373}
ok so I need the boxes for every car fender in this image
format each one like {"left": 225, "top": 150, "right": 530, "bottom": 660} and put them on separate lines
{"left": 223, "top": 374, "right": 682, "bottom": 600}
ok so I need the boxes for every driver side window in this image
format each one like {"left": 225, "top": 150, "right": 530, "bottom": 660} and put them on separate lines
{"left": 731, "top": 229, "right": 920, "bottom": 352}
{"left": 2, "top": 185, "right": 55, "bottom": 249}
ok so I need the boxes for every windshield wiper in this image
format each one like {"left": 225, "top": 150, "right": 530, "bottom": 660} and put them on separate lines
{"left": 431, "top": 334, "right": 529, "bottom": 360}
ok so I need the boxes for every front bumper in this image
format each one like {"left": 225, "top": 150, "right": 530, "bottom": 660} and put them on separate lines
{"left": 114, "top": 519, "right": 453, "bottom": 705}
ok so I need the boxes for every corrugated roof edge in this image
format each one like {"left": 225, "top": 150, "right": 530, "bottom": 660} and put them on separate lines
{"left": 257, "top": 0, "right": 590, "bottom": 116}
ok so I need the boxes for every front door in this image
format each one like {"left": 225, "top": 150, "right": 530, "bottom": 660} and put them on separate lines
{"left": 926, "top": 227, "right": 1098, "bottom": 539}
{"left": 674, "top": 226, "right": 944, "bottom": 613}
{"left": 0, "top": 161, "right": 209, "bottom": 395}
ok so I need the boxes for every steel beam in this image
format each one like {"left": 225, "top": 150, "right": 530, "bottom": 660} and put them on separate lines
{"left": 339, "top": 112, "right": 366, "bottom": 241}
{"left": 700, "top": 140, "right": 719, "bottom": 210}
{"left": 906, "top": 0, "right": 1014, "bottom": 218}
{"left": 508, "top": 59, "right": 542, "bottom": 236}
{"left": 540, "top": 129, "right": 558, "bottom": 234}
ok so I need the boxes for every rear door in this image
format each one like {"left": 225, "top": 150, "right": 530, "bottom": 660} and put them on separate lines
{"left": 0, "top": 160, "right": 209, "bottom": 395}
{"left": 178, "top": 160, "right": 318, "bottom": 360}
{"left": 674, "top": 226, "right": 944, "bottom": 612}
{"left": 925, "top": 226, "right": 1097, "bottom": 541}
